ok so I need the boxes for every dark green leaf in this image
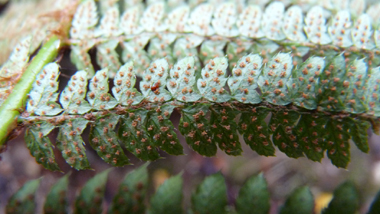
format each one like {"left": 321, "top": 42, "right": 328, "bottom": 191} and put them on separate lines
{"left": 210, "top": 105, "right": 242, "bottom": 156}
{"left": 179, "top": 103, "right": 216, "bottom": 156}
{"left": 322, "top": 181, "right": 359, "bottom": 214}
{"left": 367, "top": 189, "right": 380, "bottom": 214}
{"left": 6, "top": 179, "right": 40, "bottom": 214}
{"left": 235, "top": 173, "right": 270, "bottom": 214}
{"left": 238, "top": 107, "right": 275, "bottom": 156}
{"left": 191, "top": 173, "right": 227, "bottom": 214}
{"left": 324, "top": 118, "right": 351, "bottom": 168}
{"left": 296, "top": 114, "right": 327, "bottom": 162}
{"left": 348, "top": 118, "right": 370, "bottom": 153}
{"left": 270, "top": 110, "right": 303, "bottom": 158}
{"left": 57, "top": 118, "right": 91, "bottom": 170}
{"left": 109, "top": 163, "right": 149, "bottom": 214}
{"left": 74, "top": 169, "right": 110, "bottom": 214}
{"left": 44, "top": 174, "right": 69, "bottom": 214}
{"left": 89, "top": 114, "right": 130, "bottom": 166}
{"left": 118, "top": 109, "right": 160, "bottom": 161}
{"left": 25, "top": 122, "right": 60, "bottom": 171}
{"left": 146, "top": 105, "right": 184, "bottom": 155}
{"left": 149, "top": 174, "right": 183, "bottom": 214}
{"left": 369, "top": 117, "right": 380, "bottom": 135}
{"left": 280, "top": 186, "right": 314, "bottom": 214}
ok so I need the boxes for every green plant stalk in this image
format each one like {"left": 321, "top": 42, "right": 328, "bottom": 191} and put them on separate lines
{"left": 0, "top": 36, "right": 60, "bottom": 147}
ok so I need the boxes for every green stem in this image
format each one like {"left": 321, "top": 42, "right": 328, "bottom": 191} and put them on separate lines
{"left": 0, "top": 35, "right": 60, "bottom": 147}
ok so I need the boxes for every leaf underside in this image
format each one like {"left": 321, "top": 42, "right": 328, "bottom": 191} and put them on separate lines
{"left": 7, "top": 0, "right": 380, "bottom": 171}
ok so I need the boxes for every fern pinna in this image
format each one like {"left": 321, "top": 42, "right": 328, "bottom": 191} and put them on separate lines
{"left": 1, "top": 0, "right": 380, "bottom": 170}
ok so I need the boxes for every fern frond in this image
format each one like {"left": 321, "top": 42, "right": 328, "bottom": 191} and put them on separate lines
{"left": 68, "top": 0, "right": 380, "bottom": 76}
{"left": 2, "top": 0, "right": 380, "bottom": 171}
{"left": 57, "top": 118, "right": 91, "bottom": 170}
{"left": 9, "top": 51, "right": 377, "bottom": 170}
